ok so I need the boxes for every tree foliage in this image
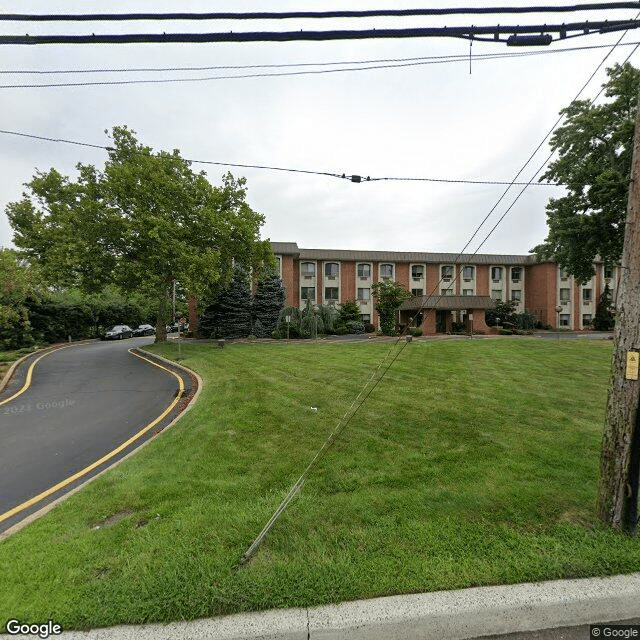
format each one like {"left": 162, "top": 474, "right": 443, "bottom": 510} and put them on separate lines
{"left": 6, "top": 126, "right": 274, "bottom": 341}
{"left": 0, "top": 249, "right": 34, "bottom": 349}
{"left": 199, "top": 265, "right": 252, "bottom": 339}
{"left": 593, "top": 283, "right": 615, "bottom": 331}
{"left": 371, "top": 281, "right": 411, "bottom": 335}
{"left": 252, "top": 274, "right": 286, "bottom": 337}
{"left": 533, "top": 63, "right": 640, "bottom": 284}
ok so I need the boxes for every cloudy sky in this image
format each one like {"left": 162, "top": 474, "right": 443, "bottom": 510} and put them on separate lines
{"left": 0, "top": 1, "right": 638, "bottom": 257}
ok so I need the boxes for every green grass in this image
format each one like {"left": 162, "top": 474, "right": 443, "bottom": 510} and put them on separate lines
{"left": 1, "top": 337, "right": 639, "bottom": 632}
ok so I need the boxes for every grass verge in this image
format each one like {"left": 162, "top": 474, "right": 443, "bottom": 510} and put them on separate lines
{"left": 1, "top": 337, "right": 638, "bottom": 631}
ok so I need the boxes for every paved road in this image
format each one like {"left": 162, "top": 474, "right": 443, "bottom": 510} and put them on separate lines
{"left": 0, "top": 338, "right": 190, "bottom": 533}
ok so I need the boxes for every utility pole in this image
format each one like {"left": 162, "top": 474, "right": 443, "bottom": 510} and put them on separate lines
{"left": 597, "top": 89, "right": 640, "bottom": 533}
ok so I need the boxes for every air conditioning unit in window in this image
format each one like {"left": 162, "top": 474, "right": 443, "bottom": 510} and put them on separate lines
{"left": 359, "top": 276, "right": 368, "bottom": 281}
{"left": 492, "top": 279, "right": 500, "bottom": 283}
{"left": 583, "top": 301, "right": 591, "bottom": 305}
{"left": 327, "top": 275, "right": 336, "bottom": 280}
{"left": 512, "top": 279, "right": 520, "bottom": 283}
{"left": 359, "top": 300, "right": 368, "bottom": 305}
{"left": 464, "top": 278, "right": 472, "bottom": 282}
{"left": 382, "top": 277, "right": 390, "bottom": 281}
{"left": 561, "top": 300, "right": 569, "bottom": 305}
{"left": 412, "top": 277, "right": 422, "bottom": 282}
{"left": 304, "top": 275, "right": 313, "bottom": 280}
{"left": 561, "top": 277, "right": 568, "bottom": 281}
{"left": 443, "top": 277, "right": 451, "bottom": 282}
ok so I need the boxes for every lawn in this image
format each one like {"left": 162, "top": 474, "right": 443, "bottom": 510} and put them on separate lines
{"left": 1, "top": 337, "right": 639, "bottom": 632}
{"left": 0, "top": 347, "right": 38, "bottom": 380}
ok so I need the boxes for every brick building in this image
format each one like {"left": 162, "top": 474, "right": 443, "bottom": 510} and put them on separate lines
{"left": 269, "top": 242, "right": 620, "bottom": 334}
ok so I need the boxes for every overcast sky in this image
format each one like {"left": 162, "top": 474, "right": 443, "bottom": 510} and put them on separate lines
{"left": 1, "top": 1, "right": 638, "bottom": 257}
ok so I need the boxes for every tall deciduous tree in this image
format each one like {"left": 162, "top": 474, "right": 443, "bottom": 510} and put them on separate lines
{"left": 6, "top": 126, "right": 273, "bottom": 341}
{"left": 533, "top": 63, "right": 640, "bottom": 283}
{"left": 0, "top": 249, "right": 34, "bottom": 349}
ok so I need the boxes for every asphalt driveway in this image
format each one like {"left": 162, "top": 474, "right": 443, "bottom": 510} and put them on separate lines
{"left": 0, "top": 338, "right": 192, "bottom": 533}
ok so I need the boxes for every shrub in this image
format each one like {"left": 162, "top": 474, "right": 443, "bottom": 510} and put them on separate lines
{"left": 337, "top": 300, "right": 361, "bottom": 325}
{"left": 409, "top": 327, "right": 423, "bottom": 337}
{"left": 364, "top": 322, "right": 376, "bottom": 333}
{"left": 345, "top": 320, "right": 365, "bottom": 334}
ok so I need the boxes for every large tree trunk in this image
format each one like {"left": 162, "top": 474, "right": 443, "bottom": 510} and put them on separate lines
{"left": 154, "top": 287, "right": 170, "bottom": 343}
{"left": 597, "top": 90, "right": 640, "bottom": 531}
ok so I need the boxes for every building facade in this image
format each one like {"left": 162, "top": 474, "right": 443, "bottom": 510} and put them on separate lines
{"left": 271, "top": 242, "right": 619, "bottom": 333}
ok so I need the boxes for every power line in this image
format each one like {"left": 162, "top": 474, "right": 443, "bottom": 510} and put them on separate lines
{"left": 3, "top": 4, "right": 640, "bottom": 22}
{"left": 1, "top": 42, "right": 639, "bottom": 89}
{"left": 0, "top": 127, "right": 567, "bottom": 187}
{"left": 1, "top": 21, "right": 638, "bottom": 46}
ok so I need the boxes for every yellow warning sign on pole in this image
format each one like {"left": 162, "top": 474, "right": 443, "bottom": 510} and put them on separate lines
{"left": 626, "top": 351, "right": 639, "bottom": 380}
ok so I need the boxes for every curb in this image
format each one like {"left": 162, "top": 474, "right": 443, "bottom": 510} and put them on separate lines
{"left": 0, "top": 344, "right": 201, "bottom": 542}
{"left": 8, "top": 572, "right": 640, "bottom": 640}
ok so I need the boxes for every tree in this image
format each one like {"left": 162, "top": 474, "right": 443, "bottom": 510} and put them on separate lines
{"left": 593, "top": 283, "right": 615, "bottom": 331}
{"left": 0, "top": 249, "right": 34, "bottom": 349}
{"left": 485, "top": 299, "right": 518, "bottom": 328}
{"left": 371, "top": 281, "right": 411, "bottom": 335}
{"left": 199, "top": 265, "right": 252, "bottom": 338}
{"left": 533, "top": 63, "right": 640, "bottom": 283}
{"left": 252, "top": 274, "right": 286, "bottom": 337}
{"left": 6, "top": 126, "right": 274, "bottom": 342}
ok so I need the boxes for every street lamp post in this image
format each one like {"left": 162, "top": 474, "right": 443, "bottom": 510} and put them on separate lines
{"left": 286, "top": 315, "right": 291, "bottom": 342}
{"left": 555, "top": 305, "right": 563, "bottom": 341}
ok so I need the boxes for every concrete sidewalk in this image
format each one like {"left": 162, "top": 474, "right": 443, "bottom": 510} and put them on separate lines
{"left": 4, "top": 572, "right": 639, "bottom": 640}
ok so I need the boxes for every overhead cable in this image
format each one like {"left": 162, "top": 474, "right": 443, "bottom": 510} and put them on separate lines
{"left": 3, "top": 4, "right": 640, "bottom": 21}
{"left": 0, "top": 128, "right": 565, "bottom": 187}
{"left": 1, "top": 21, "right": 638, "bottom": 46}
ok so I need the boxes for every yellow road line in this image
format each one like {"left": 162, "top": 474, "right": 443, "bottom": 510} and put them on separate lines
{"left": 0, "top": 345, "right": 72, "bottom": 407}
{"left": 0, "top": 348, "right": 185, "bottom": 525}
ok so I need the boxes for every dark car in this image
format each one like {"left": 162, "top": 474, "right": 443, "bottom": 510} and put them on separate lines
{"left": 103, "top": 324, "right": 133, "bottom": 340}
{"left": 132, "top": 324, "right": 155, "bottom": 337}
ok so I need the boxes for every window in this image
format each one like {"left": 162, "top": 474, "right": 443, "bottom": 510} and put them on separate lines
{"left": 462, "top": 266, "right": 474, "bottom": 280}
{"left": 560, "top": 268, "right": 570, "bottom": 279}
{"left": 441, "top": 288, "right": 454, "bottom": 296}
{"left": 324, "top": 287, "right": 339, "bottom": 301}
{"left": 582, "top": 288, "right": 593, "bottom": 302}
{"left": 380, "top": 264, "right": 393, "bottom": 279}
{"left": 324, "top": 262, "right": 339, "bottom": 277}
{"left": 275, "top": 256, "right": 281, "bottom": 273}
{"left": 301, "top": 287, "right": 315, "bottom": 300}
{"left": 491, "top": 266, "right": 502, "bottom": 281}
{"left": 463, "top": 289, "right": 474, "bottom": 296}
{"left": 411, "top": 288, "right": 423, "bottom": 297}
{"left": 604, "top": 265, "right": 614, "bottom": 279}
{"left": 583, "top": 314, "right": 592, "bottom": 325}
{"left": 301, "top": 262, "right": 315, "bottom": 276}
{"left": 491, "top": 289, "right": 502, "bottom": 300}
{"left": 361, "top": 314, "right": 371, "bottom": 323}
{"left": 357, "top": 288, "right": 370, "bottom": 301}
{"left": 560, "top": 314, "right": 570, "bottom": 327}
{"left": 511, "top": 267, "right": 522, "bottom": 281}
{"left": 511, "top": 289, "right": 522, "bottom": 302}
{"left": 411, "top": 265, "right": 424, "bottom": 278}
{"left": 357, "top": 263, "right": 371, "bottom": 277}
{"left": 559, "top": 288, "right": 571, "bottom": 302}
{"left": 441, "top": 265, "right": 453, "bottom": 279}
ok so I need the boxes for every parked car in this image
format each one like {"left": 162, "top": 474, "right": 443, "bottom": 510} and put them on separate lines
{"left": 132, "top": 324, "right": 155, "bottom": 337}
{"left": 103, "top": 325, "right": 134, "bottom": 340}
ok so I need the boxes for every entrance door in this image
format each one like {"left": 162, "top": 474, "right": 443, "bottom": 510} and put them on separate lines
{"left": 436, "top": 310, "right": 447, "bottom": 333}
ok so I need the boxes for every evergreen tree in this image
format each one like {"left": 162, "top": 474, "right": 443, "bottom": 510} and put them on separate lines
{"left": 199, "top": 265, "right": 252, "bottom": 338}
{"left": 252, "top": 274, "right": 285, "bottom": 337}
{"left": 593, "top": 283, "right": 615, "bottom": 331}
